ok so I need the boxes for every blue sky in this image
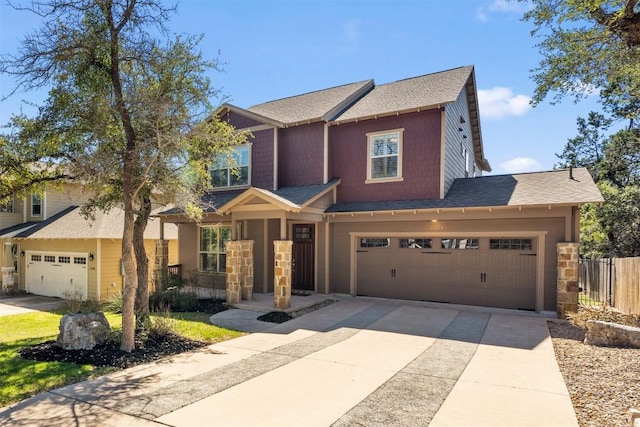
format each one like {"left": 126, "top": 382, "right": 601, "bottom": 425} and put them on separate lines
{"left": 0, "top": 0, "right": 614, "bottom": 174}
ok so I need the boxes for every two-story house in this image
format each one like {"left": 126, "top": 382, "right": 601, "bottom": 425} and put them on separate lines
{"left": 159, "top": 65, "right": 603, "bottom": 313}
{"left": 0, "top": 184, "right": 177, "bottom": 301}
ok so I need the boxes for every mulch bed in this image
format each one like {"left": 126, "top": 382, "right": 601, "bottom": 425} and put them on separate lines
{"left": 19, "top": 333, "right": 206, "bottom": 369}
{"left": 18, "top": 298, "right": 227, "bottom": 369}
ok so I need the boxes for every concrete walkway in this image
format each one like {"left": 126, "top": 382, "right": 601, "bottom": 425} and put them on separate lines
{"left": 0, "top": 298, "right": 578, "bottom": 427}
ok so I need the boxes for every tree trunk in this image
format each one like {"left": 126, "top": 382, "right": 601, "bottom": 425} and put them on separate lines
{"left": 120, "top": 153, "right": 138, "bottom": 352}
{"left": 134, "top": 191, "right": 152, "bottom": 324}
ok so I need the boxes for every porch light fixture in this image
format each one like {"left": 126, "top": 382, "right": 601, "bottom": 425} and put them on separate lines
{"left": 89, "top": 253, "right": 94, "bottom": 261}
{"left": 20, "top": 250, "right": 25, "bottom": 257}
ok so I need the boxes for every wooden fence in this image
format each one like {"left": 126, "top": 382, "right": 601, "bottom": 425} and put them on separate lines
{"left": 579, "top": 257, "right": 640, "bottom": 315}
{"left": 614, "top": 257, "right": 640, "bottom": 315}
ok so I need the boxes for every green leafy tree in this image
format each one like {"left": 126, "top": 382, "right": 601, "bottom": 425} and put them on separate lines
{"left": 557, "top": 115, "right": 640, "bottom": 257}
{"left": 523, "top": 0, "right": 640, "bottom": 120}
{"left": 0, "top": 0, "right": 247, "bottom": 351}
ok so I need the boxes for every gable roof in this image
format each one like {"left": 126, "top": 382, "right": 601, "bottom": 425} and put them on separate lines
{"left": 245, "top": 79, "right": 374, "bottom": 125}
{"left": 13, "top": 206, "right": 177, "bottom": 240}
{"left": 331, "top": 66, "right": 475, "bottom": 123}
{"left": 326, "top": 168, "right": 603, "bottom": 213}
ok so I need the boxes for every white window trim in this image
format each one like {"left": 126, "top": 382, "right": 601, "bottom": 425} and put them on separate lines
{"left": 210, "top": 144, "right": 252, "bottom": 190}
{"left": 31, "top": 194, "right": 42, "bottom": 217}
{"left": 365, "top": 128, "right": 404, "bottom": 184}
{"left": 197, "top": 224, "right": 232, "bottom": 274}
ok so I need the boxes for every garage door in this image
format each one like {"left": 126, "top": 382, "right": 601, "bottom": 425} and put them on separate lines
{"left": 26, "top": 251, "right": 88, "bottom": 300}
{"left": 356, "top": 236, "right": 536, "bottom": 310}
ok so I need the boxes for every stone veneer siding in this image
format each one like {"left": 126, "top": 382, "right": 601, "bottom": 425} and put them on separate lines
{"left": 226, "top": 241, "right": 254, "bottom": 303}
{"left": 274, "top": 240, "right": 293, "bottom": 309}
{"left": 557, "top": 242, "right": 579, "bottom": 318}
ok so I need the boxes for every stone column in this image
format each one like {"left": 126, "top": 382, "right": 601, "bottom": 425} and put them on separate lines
{"left": 557, "top": 242, "right": 579, "bottom": 319}
{"left": 225, "top": 241, "right": 242, "bottom": 304}
{"left": 240, "top": 240, "right": 254, "bottom": 301}
{"left": 153, "top": 240, "right": 169, "bottom": 291}
{"left": 274, "top": 240, "right": 293, "bottom": 309}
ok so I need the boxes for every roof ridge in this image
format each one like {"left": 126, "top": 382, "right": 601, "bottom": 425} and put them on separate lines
{"left": 463, "top": 168, "right": 583, "bottom": 180}
{"left": 377, "top": 65, "right": 473, "bottom": 87}
{"left": 248, "top": 79, "right": 373, "bottom": 109}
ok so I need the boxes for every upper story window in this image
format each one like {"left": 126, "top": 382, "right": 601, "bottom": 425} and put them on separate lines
{"left": 0, "top": 197, "right": 13, "bottom": 213}
{"left": 31, "top": 194, "right": 42, "bottom": 216}
{"left": 366, "top": 129, "right": 404, "bottom": 183}
{"left": 211, "top": 145, "right": 251, "bottom": 188}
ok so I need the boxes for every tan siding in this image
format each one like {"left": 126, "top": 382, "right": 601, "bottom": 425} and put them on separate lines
{"left": 99, "top": 239, "right": 124, "bottom": 301}
{"left": 178, "top": 223, "right": 199, "bottom": 277}
{"left": 99, "top": 238, "right": 177, "bottom": 301}
{"left": 17, "top": 240, "right": 98, "bottom": 299}
{"left": 0, "top": 213, "right": 23, "bottom": 230}
{"left": 44, "top": 185, "right": 90, "bottom": 218}
{"left": 246, "top": 219, "right": 266, "bottom": 292}
{"left": 443, "top": 90, "right": 478, "bottom": 194}
{"left": 316, "top": 222, "right": 327, "bottom": 293}
{"left": 308, "top": 191, "right": 335, "bottom": 211}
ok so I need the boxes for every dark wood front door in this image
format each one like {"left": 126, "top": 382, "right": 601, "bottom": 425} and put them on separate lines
{"left": 292, "top": 224, "right": 314, "bottom": 291}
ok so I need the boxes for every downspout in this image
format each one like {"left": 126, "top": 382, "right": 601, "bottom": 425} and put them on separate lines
{"left": 273, "top": 127, "right": 279, "bottom": 191}
{"left": 323, "top": 123, "right": 329, "bottom": 184}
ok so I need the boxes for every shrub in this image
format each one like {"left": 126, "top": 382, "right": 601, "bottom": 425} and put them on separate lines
{"left": 103, "top": 294, "right": 123, "bottom": 314}
{"left": 149, "top": 288, "right": 198, "bottom": 312}
{"left": 148, "top": 308, "right": 177, "bottom": 337}
{"left": 62, "top": 290, "right": 101, "bottom": 314}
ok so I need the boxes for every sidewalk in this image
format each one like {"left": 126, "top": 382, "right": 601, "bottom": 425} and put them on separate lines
{"left": 0, "top": 298, "right": 578, "bottom": 427}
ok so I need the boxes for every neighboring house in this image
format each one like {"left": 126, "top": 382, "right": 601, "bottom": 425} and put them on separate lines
{"left": 158, "top": 65, "right": 603, "bottom": 312}
{"left": 1, "top": 185, "right": 177, "bottom": 301}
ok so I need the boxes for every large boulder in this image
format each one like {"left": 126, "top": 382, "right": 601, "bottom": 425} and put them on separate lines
{"left": 56, "top": 312, "right": 111, "bottom": 350}
{"left": 585, "top": 320, "right": 640, "bottom": 348}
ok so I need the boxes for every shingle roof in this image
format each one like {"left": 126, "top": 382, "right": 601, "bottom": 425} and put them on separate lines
{"left": 246, "top": 80, "right": 373, "bottom": 124}
{"left": 0, "top": 222, "right": 38, "bottom": 238}
{"left": 14, "top": 206, "right": 177, "bottom": 240}
{"left": 271, "top": 179, "right": 339, "bottom": 206}
{"left": 326, "top": 168, "right": 603, "bottom": 213}
{"left": 332, "top": 66, "right": 474, "bottom": 122}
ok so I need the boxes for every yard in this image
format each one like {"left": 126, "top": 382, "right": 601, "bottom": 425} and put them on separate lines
{"left": 549, "top": 306, "right": 640, "bottom": 427}
{"left": 0, "top": 304, "right": 243, "bottom": 407}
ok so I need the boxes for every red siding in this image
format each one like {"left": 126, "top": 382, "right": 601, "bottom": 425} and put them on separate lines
{"left": 251, "top": 129, "right": 275, "bottom": 189}
{"left": 330, "top": 110, "right": 442, "bottom": 203}
{"left": 224, "top": 111, "right": 264, "bottom": 129}
{"left": 278, "top": 123, "right": 325, "bottom": 186}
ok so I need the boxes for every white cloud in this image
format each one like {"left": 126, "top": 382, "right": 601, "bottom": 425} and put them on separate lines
{"left": 476, "top": 1, "right": 532, "bottom": 21}
{"left": 478, "top": 87, "right": 532, "bottom": 119}
{"left": 342, "top": 19, "right": 360, "bottom": 45}
{"left": 499, "top": 157, "right": 542, "bottom": 174}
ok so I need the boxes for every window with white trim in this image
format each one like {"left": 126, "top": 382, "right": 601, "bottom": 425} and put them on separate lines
{"left": 0, "top": 197, "right": 13, "bottom": 213}
{"left": 199, "top": 225, "right": 232, "bottom": 273}
{"left": 210, "top": 145, "right": 250, "bottom": 188}
{"left": 366, "top": 129, "right": 403, "bottom": 182}
{"left": 31, "top": 194, "right": 42, "bottom": 216}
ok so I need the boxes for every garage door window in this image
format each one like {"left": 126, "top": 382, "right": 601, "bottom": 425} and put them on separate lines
{"left": 490, "top": 238, "right": 533, "bottom": 250}
{"left": 44, "top": 255, "right": 55, "bottom": 263}
{"left": 59, "top": 256, "right": 70, "bottom": 263}
{"left": 441, "top": 238, "right": 479, "bottom": 249}
{"left": 399, "top": 238, "right": 432, "bottom": 248}
{"left": 31, "top": 254, "right": 41, "bottom": 262}
{"left": 360, "top": 238, "right": 390, "bottom": 248}
{"left": 74, "top": 257, "right": 87, "bottom": 265}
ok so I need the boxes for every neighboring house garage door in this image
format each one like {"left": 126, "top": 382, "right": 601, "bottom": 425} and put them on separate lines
{"left": 356, "top": 236, "right": 537, "bottom": 310}
{"left": 26, "top": 251, "right": 89, "bottom": 300}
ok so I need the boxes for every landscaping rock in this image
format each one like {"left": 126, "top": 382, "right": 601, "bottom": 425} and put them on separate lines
{"left": 585, "top": 320, "right": 640, "bottom": 348}
{"left": 56, "top": 312, "right": 111, "bottom": 350}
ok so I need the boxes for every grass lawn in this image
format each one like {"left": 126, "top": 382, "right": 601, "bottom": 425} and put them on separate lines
{"left": 0, "top": 308, "right": 243, "bottom": 407}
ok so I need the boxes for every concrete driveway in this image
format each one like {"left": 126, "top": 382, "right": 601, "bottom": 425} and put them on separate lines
{"left": 0, "top": 297, "right": 578, "bottom": 426}
{"left": 0, "top": 295, "right": 65, "bottom": 316}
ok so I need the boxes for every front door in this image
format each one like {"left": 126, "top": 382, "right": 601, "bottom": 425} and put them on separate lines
{"left": 292, "top": 224, "right": 314, "bottom": 291}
